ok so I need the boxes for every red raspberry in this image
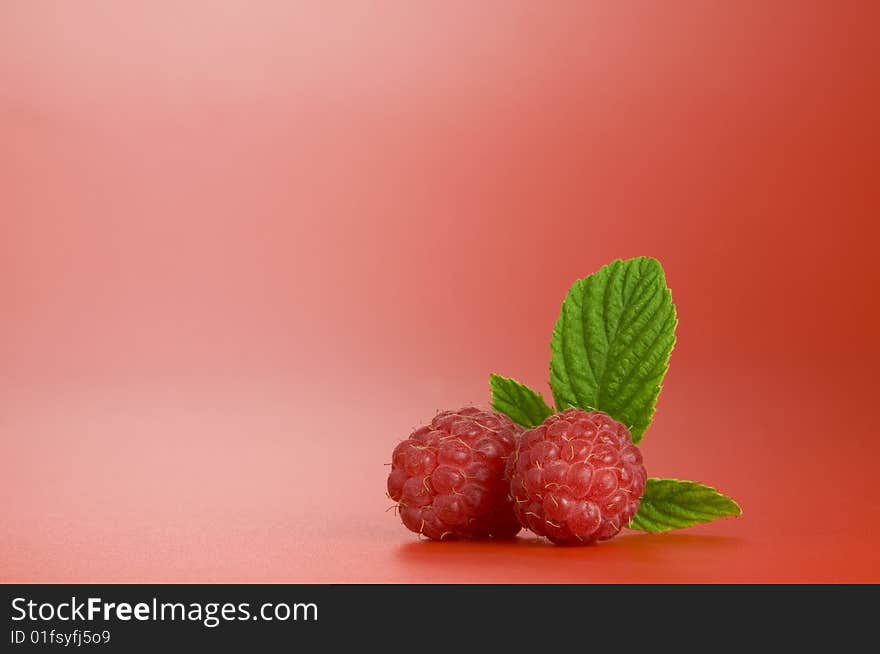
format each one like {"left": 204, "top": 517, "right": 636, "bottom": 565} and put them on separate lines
{"left": 387, "top": 407, "right": 523, "bottom": 540}
{"left": 507, "top": 409, "right": 646, "bottom": 545}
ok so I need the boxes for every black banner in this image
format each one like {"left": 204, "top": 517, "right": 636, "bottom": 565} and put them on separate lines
{"left": 3, "top": 584, "right": 876, "bottom": 650}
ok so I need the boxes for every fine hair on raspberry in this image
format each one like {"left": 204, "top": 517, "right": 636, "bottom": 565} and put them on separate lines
{"left": 387, "top": 407, "right": 523, "bottom": 540}
{"left": 507, "top": 408, "right": 647, "bottom": 545}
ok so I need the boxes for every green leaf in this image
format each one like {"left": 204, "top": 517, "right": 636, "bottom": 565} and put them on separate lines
{"left": 549, "top": 257, "right": 677, "bottom": 442}
{"left": 489, "top": 374, "right": 554, "bottom": 428}
{"left": 628, "top": 478, "right": 742, "bottom": 532}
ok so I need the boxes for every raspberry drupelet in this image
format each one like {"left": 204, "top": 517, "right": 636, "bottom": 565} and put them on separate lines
{"left": 387, "top": 407, "right": 523, "bottom": 540}
{"left": 507, "top": 409, "right": 647, "bottom": 544}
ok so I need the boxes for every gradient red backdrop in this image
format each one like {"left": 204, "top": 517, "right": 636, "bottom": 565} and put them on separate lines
{"left": 2, "top": 2, "right": 879, "bottom": 582}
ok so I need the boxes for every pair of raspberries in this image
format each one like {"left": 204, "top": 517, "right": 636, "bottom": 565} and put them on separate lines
{"left": 387, "top": 406, "right": 646, "bottom": 544}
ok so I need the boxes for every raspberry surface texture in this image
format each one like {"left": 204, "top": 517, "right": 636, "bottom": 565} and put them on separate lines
{"left": 508, "top": 409, "right": 647, "bottom": 544}
{"left": 387, "top": 407, "right": 523, "bottom": 540}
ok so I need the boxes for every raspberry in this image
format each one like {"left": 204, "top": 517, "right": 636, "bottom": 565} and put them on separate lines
{"left": 387, "top": 407, "right": 523, "bottom": 540}
{"left": 507, "top": 409, "right": 646, "bottom": 545}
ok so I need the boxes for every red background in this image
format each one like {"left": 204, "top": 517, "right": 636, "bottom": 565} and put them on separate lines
{"left": 2, "top": 1, "right": 879, "bottom": 582}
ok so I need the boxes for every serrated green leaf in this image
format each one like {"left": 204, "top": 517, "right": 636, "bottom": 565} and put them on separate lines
{"left": 549, "top": 257, "right": 677, "bottom": 442}
{"left": 628, "top": 478, "right": 742, "bottom": 532}
{"left": 489, "top": 374, "right": 554, "bottom": 428}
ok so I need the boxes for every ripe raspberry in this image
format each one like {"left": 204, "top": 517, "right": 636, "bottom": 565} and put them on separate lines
{"left": 507, "top": 409, "right": 646, "bottom": 545}
{"left": 387, "top": 407, "right": 523, "bottom": 540}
